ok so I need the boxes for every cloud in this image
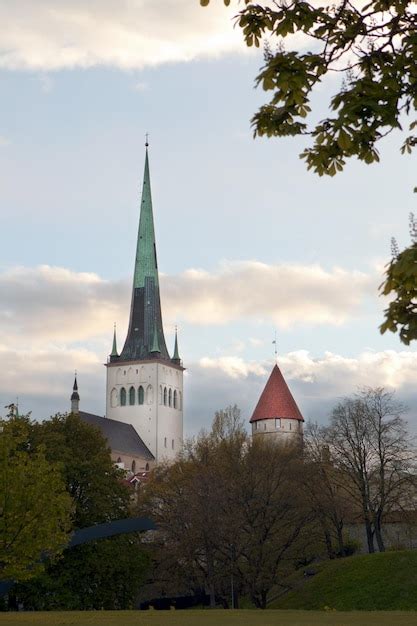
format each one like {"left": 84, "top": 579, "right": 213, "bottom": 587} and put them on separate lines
{"left": 0, "top": 261, "right": 376, "bottom": 352}
{"left": 0, "top": 135, "right": 10, "bottom": 146}
{"left": 163, "top": 261, "right": 375, "bottom": 327}
{"left": 202, "top": 350, "right": 417, "bottom": 394}
{"left": 0, "top": 265, "right": 126, "bottom": 347}
{"left": 191, "top": 350, "right": 417, "bottom": 433}
{"left": 0, "top": 1, "right": 247, "bottom": 71}
{"left": 200, "top": 356, "right": 267, "bottom": 379}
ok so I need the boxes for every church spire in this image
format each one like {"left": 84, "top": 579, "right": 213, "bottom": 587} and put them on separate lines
{"left": 71, "top": 373, "right": 80, "bottom": 414}
{"left": 119, "top": 143, "right": 170, "bottom": 361}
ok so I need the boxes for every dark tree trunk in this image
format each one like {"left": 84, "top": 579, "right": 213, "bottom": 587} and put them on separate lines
{"left": 365, "top": 518, "right": 375, "bottom": 553}
{"left": 336, "top": 523, "right": 345, "bottom": 556}
{"left": 323, "top": 527, "right": 335, "bottom": 559}
{"left": 375, "top": 516, "right": 385, "bottom": 552}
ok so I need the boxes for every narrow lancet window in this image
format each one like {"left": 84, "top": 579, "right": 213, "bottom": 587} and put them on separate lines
{"left": 129, "top": 386, "right": 135, "bottom": 405}
{"left": 138, "top": 385, "right": 144, "bottom": 405}
{"left": 120, "top": 387, "right": 126, "bottom": 406}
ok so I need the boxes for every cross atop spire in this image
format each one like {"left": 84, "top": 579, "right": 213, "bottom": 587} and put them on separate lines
{"left": 118, "top": 145, "right": 170, "bottom": 362}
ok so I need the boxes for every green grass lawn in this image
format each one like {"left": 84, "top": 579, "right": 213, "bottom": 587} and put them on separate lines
{"left": 1, "top": 611, "right": 417, "bottom": 626}
{"left": 271, "top": 550, "right": 417, "bottom": 611}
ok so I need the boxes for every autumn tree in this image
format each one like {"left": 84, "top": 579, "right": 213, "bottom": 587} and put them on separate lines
{"left": 0, "top": 416, "right": 72, "bottom": 582}
{"left": 303, "top": 421, "right": 352, "bottom": 559}
{"left": 142, "top": 406, "right": 312, "bottom": 609}
{"left": 325, "top": 387, "right": 416, "bottom": 553}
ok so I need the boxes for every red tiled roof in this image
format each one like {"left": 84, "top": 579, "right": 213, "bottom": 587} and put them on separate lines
{"left": 250, "top": 364, "right": 304, "bottom": 423}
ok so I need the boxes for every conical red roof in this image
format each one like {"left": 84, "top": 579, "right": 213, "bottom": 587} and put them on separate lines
{"left": 250, "top": 364, "right": 304, "bottom": 423}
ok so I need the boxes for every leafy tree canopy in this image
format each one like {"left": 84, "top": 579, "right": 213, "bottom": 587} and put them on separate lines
{"left": 0, "top": 415, "right": 72, "bottom": 582}
{"left": 31, "top": 413, "right": 131, "bottom": 528}
{"left": 15, "top": 413, "right": 149, "bottom": 609}
{"left": 380, "top": 214, "right": 417, "bottom": 344}
{"left": 201, "top": 0, "right": 417, "bottom": 177}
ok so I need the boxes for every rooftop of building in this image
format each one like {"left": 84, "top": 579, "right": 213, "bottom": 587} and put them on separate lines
{"left": 250, "top": 363, "right": 304, "bottom": 423}
{"left": 79, "top": 411, "right": 155, "bottom": 460}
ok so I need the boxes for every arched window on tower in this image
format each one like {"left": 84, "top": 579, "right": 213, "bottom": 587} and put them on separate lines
{"left": 129, "top": 386, "right": 135, "bottom": 405}
{"left": 179, "top": 391, "right": 182, "bottom": 410}
{"left": 120, "top": 387, "right": 126, "bottom": 406}
{"left": 111, "top": 388, "right": 118, "bottom": 408}
{"left": 145, "top": 463, "right": 149, "bottom": 471}
{"left": 159, "top": 385, "right": 162, "bottom": 405}
{"left": 168, "top": 389, "right": 172, "bottom": 407}
{"left": 146, "top": 384, "right": 153, "bottom": 404}
{"left": 131, "top": 459, "right": 136, "bottom": 473}
{"left": 138, "top": 385, "right": 144, "bottom": 405}
{"left": 173, "top": 390, "right": 177, "bottom": 409}
{"left": 163, "top": 387, "right": 167, "bottom": 406}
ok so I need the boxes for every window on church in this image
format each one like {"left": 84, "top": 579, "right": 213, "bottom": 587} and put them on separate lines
{"left": 138, "top": 385, "right": 144, "bottom": 405}
{"left": 111, "top": 387, "right": 118, "bottom": 408}
{"left": 179, "top": 391, "right": 182, "bottom": 410}
{"left": 163, "top": 387, "right": 167, "bottom": 405}
{"left": 164, "top": 437, "right": 167, "bottom": 448}
{"left": 117, "top": 457, "right": 122, "bottom": 463}
{"left": 159, "top": 385, "right": 162, "bottom": 404}
{"left": 168, "top": 389, "right": 172, "bottom": 407}
{"left": 132, "top": 460, "right": 136, "bottom": 473}
{"left": 129, "top": 386, "right": 135, "bottom": 405}
{"left": 173, "top": 390, "right": 177, "bottom": 409}
{"left": 264, "top": 423, "right": 267, "bottom": 430}
{"left": 289, "top": 422, "right": 292, "bottom": 430}
{"left": 145, "top": 463, "right": 149, "bottom": 471}
{"left": 146, "top": 384, "right": 153, "bottom": 404}
{"left": 275, "top": 418, "right": 281, "bottom": 429}
{"left": 120, "top": 387, "right": 126, "bottom": 406}
{"left": 172, "top": 439, "right": 174, "bottom": 450}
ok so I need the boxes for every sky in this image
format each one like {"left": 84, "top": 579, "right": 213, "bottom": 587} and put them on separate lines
{"left": 1, "top": 0, "right": 416, "bottom": 436}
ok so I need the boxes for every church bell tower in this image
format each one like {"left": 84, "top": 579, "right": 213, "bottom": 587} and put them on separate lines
{"left": 105, "top": 143, "right": 184, "bottom": 462}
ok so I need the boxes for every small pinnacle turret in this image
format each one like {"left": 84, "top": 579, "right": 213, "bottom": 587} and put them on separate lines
{"left": 71, "top": 374, "right": 80, "bottom": 414}
{"left": 172, "top": 327, "right": 181, "bottom": 365}
{"left": 110, "top": 324, "right": 119, "bottom": 359}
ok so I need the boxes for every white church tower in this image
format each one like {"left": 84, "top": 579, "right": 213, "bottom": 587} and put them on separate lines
{"left": 105, "top": 142, "right": 184, "bottom": 463}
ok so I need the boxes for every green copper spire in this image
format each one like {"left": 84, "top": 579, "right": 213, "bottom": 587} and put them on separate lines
{"left": 132, "top": 147, "right": 159, "bottom": 290}
{"left": 119, "top": 143, "right": 170, "bottom": 361}
{"left": 110, "top": 323, "right": 119, "bottom": 358}
{"left": 172, "top": 326, "right": 180, "bottom": 364}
